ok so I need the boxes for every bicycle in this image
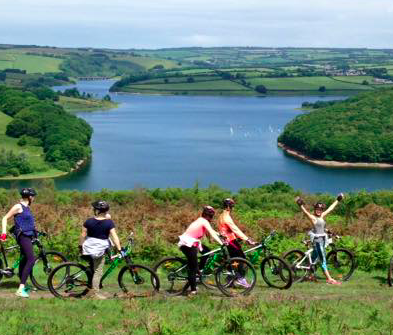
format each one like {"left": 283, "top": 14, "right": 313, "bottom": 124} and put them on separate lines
{"left": 0, "top": 231, "right": 67, "bottom": 290}
{"left": 283, "top": 232, "right": 356, "bottom": 283}
{"left": 47, "top": 233, "right": 160, "bottom": 298}
{"left": 243, "top": 231, "right": 293, "bottom": 289}
{"left": 154, "top": 242, "right": 257, "bottom": 297}
{"left": 388, "top": 256, "right": 393, "bottom": 287}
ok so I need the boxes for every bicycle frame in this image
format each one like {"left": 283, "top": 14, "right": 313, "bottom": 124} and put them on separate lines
{"left": 243, "top": 232, "right": 275, "bottom": 265}
{"left": 293, "top": 248, "right": 317, "bottom": 271}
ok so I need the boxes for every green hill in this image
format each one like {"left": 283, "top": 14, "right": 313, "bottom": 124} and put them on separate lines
{"left": 278, "top": 88, "right": 393, "bottom": 163}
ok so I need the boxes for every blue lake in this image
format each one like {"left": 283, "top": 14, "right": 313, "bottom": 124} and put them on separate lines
{"left": 2, "top": 80, "right": 393, "bottom": 194}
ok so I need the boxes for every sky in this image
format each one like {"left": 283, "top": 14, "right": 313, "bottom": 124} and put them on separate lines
{"left": 1, "top": 0, "right": 393, "bottom": 49}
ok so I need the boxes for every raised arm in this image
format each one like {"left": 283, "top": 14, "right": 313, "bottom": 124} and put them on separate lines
{"left": 322, "top": 193, "right": 344, "bottom": 218}
{"left": 204, "top": 221, "right": 223, "bottom": 245}
{"left": 295, "top": 197, "right": 315, "bottom": 223}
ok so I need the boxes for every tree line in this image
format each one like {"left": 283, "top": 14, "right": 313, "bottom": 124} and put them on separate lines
{"left": 278, "top": 88, "right": 393, "bottom": 163}
{"left": 0, "top": 86, "right": 92, "bottom": 176}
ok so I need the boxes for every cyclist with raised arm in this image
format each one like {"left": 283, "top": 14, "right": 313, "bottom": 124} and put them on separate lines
{"left": 295, "top": 193, "right": 344, "bottom": 285}
{"left": 80, "top": 200, "right": 123, "bottom": 299}
{"left": 1, "top": 188, "right": 38, "bottom": 298}
{"left": 218, "top": 198, "right": 255, "bottom": 287}
{"left": 178, "top": 205, "right": 223, "bottom": 295}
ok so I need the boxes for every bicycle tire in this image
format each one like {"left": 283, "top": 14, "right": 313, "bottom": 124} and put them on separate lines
{"left": 47, "top": 262, "right": 91, "bottom": 298}
{"left": 215, "top": 257, "right": 256, "bottom": 297}
{"left": 118, "top": 264, "right": 160, "bottom": 297}
{"left": 326, "top": 248, "right": 356, "bottom": 281}
{"left": 260, "top": 255, "right": 292, "bottom": 289}
{"left": 153, "top": 257, "right": 188, "bottom": 296}
{"left": 30, "top": 251, "right": 67, "bottom": 290}
{"left": 282, "top": 249, "right": 309, "bottom": 283}
{"left": 388, "top": 257, "right": 393, "bottom": 287}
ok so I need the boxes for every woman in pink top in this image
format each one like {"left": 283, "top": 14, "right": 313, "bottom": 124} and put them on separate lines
{"left": 178, "top": 206, "right": 223, "bottom": 295}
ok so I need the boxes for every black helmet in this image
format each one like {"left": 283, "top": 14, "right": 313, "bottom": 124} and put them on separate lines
{"left": 223, "top": 198, "right": 235, "bottom": 209}
{"left": 314, "top": 202, "right": 326, "bottom": 210}
{"left": 20, "top": 188, "right": 37, "bottom": 197}
{"left": 92, "top": 200, "right": 110, "bottom": 212}
{"left": 202, "top": 205, "right": 215, "bottom": 219}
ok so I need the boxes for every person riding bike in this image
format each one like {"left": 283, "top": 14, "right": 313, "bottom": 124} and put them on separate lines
{"left": 1, "top": 188, "right": 38, "bottom": 298}
{"left": 218, "top": 198, "right": 255, "bottom": 288}
{"left": 296, "top": 193, "right": 344, "bottom": 285}
{"left": 79, "top": 200, "right": 123, "bottom": 299}
{"left": 178, "top": 205, "right": 223, "bottom": 295}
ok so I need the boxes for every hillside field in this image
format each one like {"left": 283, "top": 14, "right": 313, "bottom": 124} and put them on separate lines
{"left": 0, "top": 51, "right": 62, "bottom": 73}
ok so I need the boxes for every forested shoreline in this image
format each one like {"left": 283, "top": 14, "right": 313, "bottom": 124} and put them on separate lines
{"left": 279, "top": 88, "right": 393, "bottom": 163}
{"left": 0, "top": 85, "right": 92, "bottom": 177}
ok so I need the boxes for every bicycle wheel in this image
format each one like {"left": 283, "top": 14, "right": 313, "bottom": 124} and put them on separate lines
{"left": 388, "top": 257, "right": 393, "bottom": 287}
{"left": 326, "top": 248, "right": 355, "bottom": 281}
{"left": 282, "top": 249, "right": 309, "bottom": 283}
{"left": 118, "top": 264, "right": 160, "bottom": 297}
{"left": 260, "top": 255, "right": 292, "bottom": 289}
{"left": 200, "top": 253, "right": 220, "bottom": 290}
{"left": 215, "top": 257, "right": 256, "bottom": 297}
{"left": 153, "top": 257, "right": 188, "bottom": 296}
{"left": 48, "top": 262, "right": 91, "bottom": 298}
{"left": 30, "top": 251, "right": 67, "bottom": 290}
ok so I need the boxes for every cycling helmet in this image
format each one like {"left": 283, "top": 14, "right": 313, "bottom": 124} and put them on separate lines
{"left": 92, "top": 200, "right": 110, "bottom": 212}
{"left": 314, "top": 202, "right": 326, "bottom": 210}
{"left": 202, "top": 205, "right": 215, "bottom": 219}
{"left": 20, "top": 188, "right": 37, "bottom": 197}
{"left": 223, "top": 198, "right": 235, "bottom": 209}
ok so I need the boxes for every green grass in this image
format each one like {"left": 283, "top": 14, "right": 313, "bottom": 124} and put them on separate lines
{"left": 114, "top": 55, "right": 180, "bottom": 70}
{"left": 332, "top": 76, "right": 375, "bottom": 84}
{"left": 0, "top": 52, "right": 62, "bottom": 73}
{"left": 127, "top": 79, "right": 250, "bottom": 91}
{"left": 57, "top": 96, "right": 118, "bottom": 112}
{"left": 0, "top": 270, "right": 392, "bottom": 335}
{"left": 247, "top": 76, "right": 374, "bottom": 91}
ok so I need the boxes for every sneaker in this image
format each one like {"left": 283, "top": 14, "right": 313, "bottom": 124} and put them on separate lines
{"left": 93, "top": 293, "right": 107, "bottom": 300}
{"left": 189, "top": 290, "right": 197, "bottom": 296}
{"left": 326, "top": 279, "right": 342, "bottom": 285}
{"left": 235, "top": 277, "right": 251, "bottom": 288}
{"left": 15, "top": 288, "right": 29, "bottom": 298}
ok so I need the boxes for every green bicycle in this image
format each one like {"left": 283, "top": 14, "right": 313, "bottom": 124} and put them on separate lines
{"left": 0, "top": 231, "right": 67, "bottom": 290}
{"left": 243, "top": 231, "right": 293, "bottom": 289}
{"left": 47, "top": 233, "right": 160, "bottom": 298}
{"left": 154, "top": 242, "right": 257, "bottom": 297}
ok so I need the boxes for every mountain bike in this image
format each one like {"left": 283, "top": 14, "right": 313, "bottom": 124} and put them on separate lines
{"left": 243, "top": 231, "right": 292, "bottom": 289}
{"left": 154, "top": 242, "right": 257, "bottom": 297}
{"left": 47, "top": 233, "right": 160, "bottom": 298}
{"left": 0, "top": 231, "right": 67, "bottom": 290}
{"left": 388, "top": 257, "right": 393, "bottom": 287}
{"left": 283, "top": 233, "right": 356, "bottom": 283}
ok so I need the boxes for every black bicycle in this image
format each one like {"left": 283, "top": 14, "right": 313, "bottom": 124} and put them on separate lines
{"left": 154, "top": 242, "right": 257, "bottom": 297}
{"left": 47, "top": 233, "right": 160, "bottom": 298}
{"left": 0, "top": 231, "right": 67, "bottom": 290}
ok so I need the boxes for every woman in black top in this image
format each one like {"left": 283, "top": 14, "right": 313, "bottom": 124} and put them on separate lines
{"left": 79, "top": 200, "right": 122, "bottom": 299}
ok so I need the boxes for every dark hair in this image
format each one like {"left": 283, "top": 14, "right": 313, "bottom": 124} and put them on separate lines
{"left": 91, "top": 200, "right": 110, "bottom": 213}
{"left": 20, "top": 188, "right": 37, "bottom": 198}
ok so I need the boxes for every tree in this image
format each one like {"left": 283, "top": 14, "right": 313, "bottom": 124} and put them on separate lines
{"left": 362, "top": 80, "right": 369, "bottom": 85}
{"left": 187, "top": 77, "right": 195, "bottom": 83}
{"left": 164, "top": 78, "right": 169, "bottom": 84}
{"left": 255, "top": 85, "right": 267, "bottom": 94}
{"left": 318, "top": 86, "right": 326, "bottom": 92}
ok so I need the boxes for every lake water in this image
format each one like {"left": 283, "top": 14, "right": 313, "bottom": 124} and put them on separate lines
{"left": 2, "top": 80, "right": 393, "bottom": 194}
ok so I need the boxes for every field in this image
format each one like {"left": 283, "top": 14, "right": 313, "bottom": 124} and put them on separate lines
{"left": 0, "top": 51, "right": 62, "bottom": 73}
{"left": 112, "top": 55, "right": 180, "bottom": 70}
{"left": 0, "top": 259, "right": 392, "bottom": 335}
{"left": 57, "top": 96, "right": 118, "bottom": 112}
{"left": 246, "top": 76, "right": 374, "bottom": 91}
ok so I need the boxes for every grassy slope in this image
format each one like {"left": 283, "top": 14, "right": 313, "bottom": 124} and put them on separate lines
{"left": 0, "top": 51, "right": 62, "bottom": 73}
{"left": 0, "top": 271, "right": 392, "bottom": 335}
{"left": 0, "top": 111, "right": 65, "bottom": 180}
{"left": 113, "top": 55, "right": 180, "bottom": 70}
{"left": 248, "top": 76, "right": 374, "bottom": 91}
{"left": 57, "top": 96, "right": 118, "bottom": 112}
